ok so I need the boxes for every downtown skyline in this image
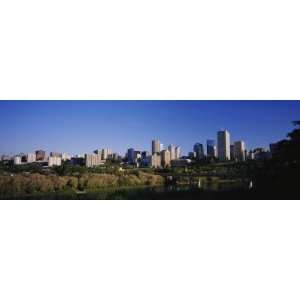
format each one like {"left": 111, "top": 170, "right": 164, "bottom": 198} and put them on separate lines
{"left": 0, "top": 100, "right": 299, "bottom": 156}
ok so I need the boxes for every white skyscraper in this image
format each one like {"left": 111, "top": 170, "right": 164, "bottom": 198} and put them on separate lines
{"left": 168, "top": 144, "right": 176, "bottom": 160}
{"left": 217, "top": 130, "right": 230, "bottom": 161}
{"left": 175, "top": 146, "right": 181, "bottom": 159}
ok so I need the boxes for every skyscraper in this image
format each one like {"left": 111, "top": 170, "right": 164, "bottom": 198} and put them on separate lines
{"left": 175, "top": 146, "right": 181, "bottom": 159}
{"left": 206, "top": 140, "right": 216, "bottom": 158}
{"left": 193, "top": 143, "right": 204, "bottom": 159}
{"left": 152, "top": 139, "right": 161, "bottom": 154}
{"left": 161, "top": 150, "right": 171, "bottom": 167}
{"left": 127, "top": 148, "right": 135, "bottom": 164}
{"left": 234, "top": 141, "right": 246, "bottom": 161}
{"left": 168, "top": 144, "right": 176, "bottom": 160}
{"left": 217, "top": 130, "right": 230, "bottom": 161}
{"left": 101, "top": 148, "right": 112, "bottom": 160}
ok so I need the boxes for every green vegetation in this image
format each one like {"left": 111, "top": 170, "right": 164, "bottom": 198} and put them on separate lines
{"left": 0, "top": 171, "right": 164, "bottom": 199}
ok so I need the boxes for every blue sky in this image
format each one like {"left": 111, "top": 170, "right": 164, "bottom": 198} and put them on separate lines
{"left": 0, "top": 100, "right": 299, "bottom": 156}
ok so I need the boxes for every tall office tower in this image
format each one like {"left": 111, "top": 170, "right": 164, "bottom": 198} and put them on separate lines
{"left": 35, "top": 150, "right": 46, "bottom": 161}
{"left": 206, "top": 140, "right": 216, "bottom": 158}
{"left": 101, "top": 148, "right": 112, "bottom": 160}
{"left": 27, "top": 153, "right": 36, "bottom": 163}
{"left": 152, "top": 139, "right": 161, "bottom": 154}
{"left": 193, "top": 143, "right": 204, "bottom": 159}
{"left": 161, "top": 150, "right": 171, "bottom": 167}
{"left": 217, "top": 130, "right": 230, "bottom": 161}
{"left": 168, "top": 144, "right": 176, "bottom": 160}
{"left": 127, "top": 148, "right": 135, "bottom": 164}
{"left": 148, "top": 153, "right": 161, "bottom": 168}
{"left": 175, "top": 146, "right": 181, "bottom": 159}
{"left": 234, "top": 141, "right": 246, "bottom": 161}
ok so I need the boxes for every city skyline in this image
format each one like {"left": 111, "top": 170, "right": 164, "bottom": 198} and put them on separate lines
{"left": 1, "top": 100, "right": 299, "bottom": 156}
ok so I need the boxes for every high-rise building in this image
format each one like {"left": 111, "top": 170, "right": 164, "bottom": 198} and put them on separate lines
{"left": 35, "top": 150, "right": 46, "bottom": 161}
{"left": 94, "top": 148, "right": 112, "bottom": 160}
{"left": 101, "top": 148, "right": 112, "bottom": 160}
{"left": 48, "top": 156, "right": 62, "bottom": 167}
{"left": 207, "top": 140, "right": 216, "bottom": 158}
{"left": 152, "top": 139, "right": 161, "bottom": 154}
{"left": 27, "top": 153, "right": 36, "bottom": 163}
{"left": 217, "top": 130, "right": 230, "bottom": 161}
{"left": 147, "top": 153, "right": 161, "bottom": 168}
{"left": 141, "top": 151, "right": 149, "bottom": 160}
{"left": 161, "top": 150, "right": 171, "bottom": 167}
{"left": 175, "top": 146, "right": 181, "bottom": 159}
{"left": 85, "top": 153, "right": 105, "bottom": 167}
{"left": 168, "top": 144, "right": 176, "bottom": 160}
{"left": 127, "top": 148, "right": 135, "bottom": 164}
{"left": 234, "top": 141, "right": 246, "bottom": 161}
{"left": 193, "top": 143, "right": 204, "bottom": 159}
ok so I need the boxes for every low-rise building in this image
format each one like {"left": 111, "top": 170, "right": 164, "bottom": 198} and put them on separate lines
{"left": 27, "top": 153, "right": 36, "bottom": 163}
{"left": 14, "top": 156, "right": 22, "bottom": 165}
{"left": 171, "top": 159, "right": 191, "bottom": 167}
{"left": 48, "top": 156, "right": 62, "bottom": 167}
{"left": 85, "top": 153, "right": 105, "bottom": 167}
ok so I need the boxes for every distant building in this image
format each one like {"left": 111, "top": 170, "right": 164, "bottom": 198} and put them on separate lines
{"left": 147, "top": 153, "right": 161, "bottom": 168}
{"left": 234, "top": 141, "right": 246, "bottom": 161}
{"left": 253, "top": 148, "right": 271, "bottom": 160}
{"left": 62, "top": 153, "right": 71, "bottom": 161}
{"left": 14, "top": 156, "right": 22, "bottom": 165}
{"left": 247, "top": 150, "right": 255, "bottom": 160}
{"left": 217, "top": 130, "right": 230, "bottom": 161}
{"left": 152, "top": 139, "right": 161, "bottom": 154}
{"left": 175, "top": 146, "right": 181, "bottom": 159}
{"left": 50, "top": 152, "right": 62, "bottom": 158}
{"left": 48, "top": 156, "right": 62, "bottom": 167}
{"left": 230, "top": 145, "right": 235, "bottom": 160}
{"left": 141, "top": 151, "right": 149, "bottom": 160}
{"left": 93, "top": 148, "right": 112, "bottom": 160}
{"left": 171, "top": 159, "right": 191, "bottom": 168}
{"left": 101, "top": 148, "right": 112, "bottom": 160}
{"left": 35, "top": 150, "right": 46, "bottom": 161}
{"left": 168, "top": 144, "right": 176, "bottom": 160}
{"left": 127, "top": 148, "right": 135, "bottom": 164}
{"left": 71, "top": 156, "right": 85, "bottom": 166}
{"left": 161, "top": 150, "right": 171, "bottom": 167}
{"left": 27, "top": 153, "right": 36, "bottom": 163}
{"left": 207, "top": 140, "right": 216, "bottom": 158}
{"left": 193, "top": 143, "right": 204, "bottom": 160}
{"left": 85, "top": 153, "right": 105, "bottom": 167}
{"left": 188, "top": 152, "right": 196, "bottom": 159}
{"left": 1, "top": 155, "right": 11, "bottom": 161}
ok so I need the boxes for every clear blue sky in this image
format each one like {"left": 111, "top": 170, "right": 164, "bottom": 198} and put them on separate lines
{"left": 0, "top": 100, "right": 299, "bottom": 156}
